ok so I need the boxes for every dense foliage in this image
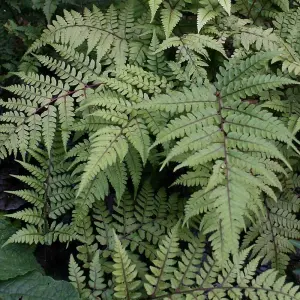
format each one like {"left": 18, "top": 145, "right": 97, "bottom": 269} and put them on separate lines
{"left": 1, "top": 0, "right": 300, "bottom": 298}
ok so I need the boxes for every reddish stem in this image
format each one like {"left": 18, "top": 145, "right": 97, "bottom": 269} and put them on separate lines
{"left": 34, "top": 83, "right": 102, "bottom": 115}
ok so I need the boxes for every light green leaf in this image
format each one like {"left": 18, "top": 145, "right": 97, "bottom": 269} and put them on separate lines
{"left": 218, "top": 0, "right": 230, "bottom": 15}
{"left": 43, "top": 0, "right": 58, "bottom": 24}
{"left": 149, "top": 0, "right": 164, "bottom": 22}
{"left": 161, "top": 2, "right": 182, "bottom": 38}
{"left": 197, "top": 8, "right": 218, "bottom": 32}
{"left": 42, "top": 105, "right": 57, "bottom": 155}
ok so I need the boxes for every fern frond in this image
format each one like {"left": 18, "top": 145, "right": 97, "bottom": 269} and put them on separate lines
{"left": 93, "top": 200, "right": 114, "bottom": 248}
{"left": 112, "top": 232, "right": 141, "bottom": 299}
{"left": 153, "top": 110, "right": 218, "bottom": 145}
{"left": 46, "top": 222, "right": 74, "bottom": 244}
{"left": 3, "top": 225, "right": 44, "bottom": 246}
{"left": 217, "top": 51, "right": 281, "bottom": 88}
{"left": 34, "top": 55, "right": 88, "bottom": 87}
{"left": 42, "top": 105, "right": 57, "bottom": 154}
{"left": 218, "top": 0, "right": 231, "bottom": 15}
{"left": 149, "top": 0, "right": 163, "bottom": 22}
{"left": 144, "top": 222, "right": 180, "bottom": 297}
{"left": 27, "top": 5, "right": 139, "bottom": 67}
{"left": 134, "top": 181, "right": 155, "bottom": 224}
{"left": 161, "top": 1, "right": 183, "bottom": 39}
{"left": 125, "top": 146, "right": 143, "bottom": 198}
{"left": 157, "top": 33, "right": 226, "bottom": 57}
{"left": 51, "top": 44, "right": 102, "bottom": 79}
{"left": 124, "top": 118, "right": 150, "bottom": 164}
{"left": 6, "top": 208, "right": 43, "bottom": 226}
{"left": 197, "top": 8, "right": 219, "bottom": 32}
{"left": 237, "top": 27, "right": 279, "bottom": 51}
{"left": 78, "top": 126, "right": 128, "bottom": 196}
{"left": 69, "top": 255, "right": 90, "bottom": 299}
{"left": 105, "top": 161, "right": 127, "bottom": 203}
{"left": 75, "top": 216, "right": 97, "bottom": 267}
{"left": 171, "top": 235, "right": 205, "bottom": 289}
{"left": 88, "top": 251, "right": 106, "bottom": 298}
{"left": 113, "top": 192, "right": 137, "bottom": 236}
{"left": 138, "top": 84, "right": 216, "bottom": 115}
{"left": 243, "top": 175, "right": 300, "bottom": 274}
{"left": 5, "top": 190, "right": 44, "bottom": 208}
{"left": 220, "top": 74, "right": 298, "bottom": 101}
{"left": 146, "top": 30, "right": 168, "bottom": 75}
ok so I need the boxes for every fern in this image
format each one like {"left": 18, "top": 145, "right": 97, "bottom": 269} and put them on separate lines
{"left": 144, "top": 221, "right": 180, "bottom": 297}
{"left": 2, "top": 1, "right": 300, "bottom": 297}
{"left": 160, "top": 1, "right": 183, "bottom": 38}
{"left": 112, "top": 232, "right": 141, "bottom": 299}
{"left": 142, "top": 52, "right": 298, "bottom": 262}
{"left": 242, "top": 173, "right": 300, "bottom": 274}
{"left": 197, "top": 8, "right": 219, "bottom": 32}
{"left": 5, "top": 140, "right": 75, "bottom": 246}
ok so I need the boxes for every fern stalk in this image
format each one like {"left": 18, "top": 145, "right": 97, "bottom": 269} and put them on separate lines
{"left": 34, "top": 83, "right": 102, "bottom": 115}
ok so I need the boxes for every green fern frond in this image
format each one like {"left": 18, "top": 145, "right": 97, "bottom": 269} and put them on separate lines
{"left": 161, "top": 1, "right": 183, "bottom": 39}
{"left": 125, "top": 146, "right": 143, "bottom": 198}
{"left": 272, "top": 0, "right": 290, "bottom": 12}
{"left": 144, "top": 221, "right": 180, "bottom": 297}
{"left": 153, "top": 110, "right": 218, "bottom": 146}
{"left": 149, "top": 0, "right": 163, "bottom": 22}
{"left": 217, "top": 51, "right": 281, "bottom": 88}
{"left": 5, "top": 190, "right": 44, "bottom": 208}
{"left": 75, "top": 216, "right": 97, "bottom": 268}
{"left": 93, "top": 200, "right": 113, "bottom": 249}
{"left": 172, "top": 167, "right": 210, "bottom": 187}
{"left": 46, "top": 222, "right": 74, "bottom": 244}
{"left": 243, "top": 175, "right": 300, "bottom": 274}
{"left": 157, "top": 33, "right": 226, "bottom": 57}
{"left": 146, "top": 30, "right": 168, "bottom": 75}
{"left": 112, "top": 232, "right": 141, "bottom": 299}
{"left": 42, "top": 105, "right": 57, "bottom": 154}
{"left": 148, "top": 51, "right": 297, "bottom": 261}
{"left": 73, "top": 173, "right": 110, "bottom": 227}
{"left": 134, "top": 181, "right": 155, "bottom": 224}
{"left": 138, "top": 84, "right": 216, "bottom": 115}
{"left": 88, "top": 251, "right": 106, "bottom": 298}
{"left": 237, "top": 27, "right": 279, "bottom": 51}
{"left": 27, "top": 5, "right": 139, "bottom": 67}
{"left": 220, "top": 74, "right": 298, "bottom": 101}
{"left": 124, "top": 118, "right": 150, "bottom": 164}
{"left": 197, "top": 8, "right": 219, "bottom": 32}
{"left": 6, "top": 208, "right": 43, "bottom": 226}
{"left": 171, "top": 235, "right": 205, "bottom": 289}
{"left": 69, "top": 255, "right": 90, "bottom": 299}
{"left": 34, "top": 55, "right": 89, "bottom": 87}
{"left": 78, "top": 126, "right": 128, "bottom": 196}
{"left": 218, "top": 0, "right": 231, "bottom": 15}
{"left": 113, "top": 192, "right": 137, "bottom": 236}
{"left": 11, "top": 175, "right": 44, "bottom": 193}
{"left": 13, "top": 72, "right": 69, "bottom": 95}
{"left": 3, "top": 225, "right": 44, "bottom": 246}
{"left": 105, "top": 161, "right": 127, "bottom": 203}
{"left": 51, "top": 44, "right": 102, "bottom": 78}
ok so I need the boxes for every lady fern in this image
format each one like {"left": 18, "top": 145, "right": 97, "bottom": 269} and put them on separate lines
{"left": 1, "top": 0, "right": 300, "bottom": 298}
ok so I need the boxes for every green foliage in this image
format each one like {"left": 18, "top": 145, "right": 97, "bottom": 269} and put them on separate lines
{"left": 0, "top": 219, "right": 41, "bottom": 280}
{"left": 243, "top": 173, "right": 300, "bottom": 274}
{"left": 4, "top": 140, "right": 75, "bottom": 246}
{"left": 2, "top": 0, "right": 300, "bottom": 298}
{"left": 0, "top": 218, "right": 79, "bottom": 299}
{"left": 0, "top": 271, "right": 79, "bottom": 300}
